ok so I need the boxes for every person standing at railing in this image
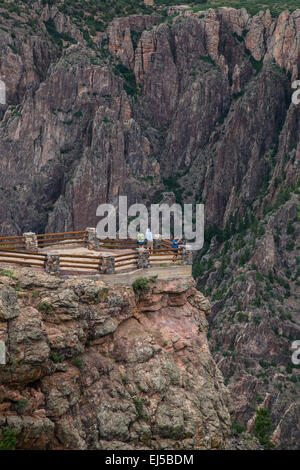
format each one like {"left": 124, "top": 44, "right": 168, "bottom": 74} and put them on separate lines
{"left": 172, "top": 237, "right": 182, "bottom": 262}
{"left": 137, "top": 232, "right": 145, "bottom": 247}
{"left": 145, "top": 228, "right": 153, "bottom": 251}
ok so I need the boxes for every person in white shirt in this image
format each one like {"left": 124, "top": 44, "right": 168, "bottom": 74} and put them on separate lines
{"left": 145, "top": 228, "right": 153, "bottom": 251}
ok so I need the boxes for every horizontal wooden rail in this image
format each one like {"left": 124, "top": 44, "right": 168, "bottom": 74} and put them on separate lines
{"left": 100, "top": 246, "right": 136, "bottom": 251}
{"left": 0, "top": 236, "right": 24, "bottom": 241}
{"left": 0, "top": 252, "right": 46, "bottom": 260}
{"left": 100, "top": 238, "right": 137, "bottom": 243}
{"left": 38, "top": 240, "right": 86, "bottom": 247}
{"left": 115, "top": 255, "right": 138, "bottom": 263}
{"left": 0, "top": 259, "right": 44, "bottom": 267}
{"left": 160, "top": 240, "right": 173, "bottom": 247}
{"left": 0, "top": 248, "right": 26, "bottom": 252}
{"left": 114, "top": 252, "right": 136, "bottom": 259}
{"left": 150, "top": 252, "right": 182, "bottom": 257}
{"left": 37, "top": 235, "right": 86, "bottom": 244}
{"left": 36, "top": 231, "right": 87, "bottom": 238}
{"left": 101, "top": 244, "right": 135, "bottom": 247}
{"left": 115, "top": 242, "right": 137, "bottom": 244}
{"left": 150, "top": 248, "right": 183, "bottom": 253}
{"left": 59, "top": 253, "right": 103, "bottom": 260}
{"left": 0, "top": 245, "right": 26, "bottom": 250}
{"left": 115, "top": 261, "right": 137, "bottom": 268}
{"left": 60, "top": 264, "right": 99, "bottom": 270}
{"left": 150, "top": 256, "right": 176, "bottom": 259}
{"left": 60, "top": 259, "right": 100, "bottom": 266}
{"left": 0, "top": 240, "right": 26, "bottom": 246}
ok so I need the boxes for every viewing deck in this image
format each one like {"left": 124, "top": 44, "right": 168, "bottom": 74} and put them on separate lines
{"left": 0, "top": 229, "right": 193, "bottom": 278}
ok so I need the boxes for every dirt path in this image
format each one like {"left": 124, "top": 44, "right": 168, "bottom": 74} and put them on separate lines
{"left": 93, "top": 265, "right": 192, "bottom": 285}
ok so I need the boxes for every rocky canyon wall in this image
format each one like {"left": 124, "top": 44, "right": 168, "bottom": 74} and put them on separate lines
{"left": 0, "top": 268, "right": 240, "bottom": 450}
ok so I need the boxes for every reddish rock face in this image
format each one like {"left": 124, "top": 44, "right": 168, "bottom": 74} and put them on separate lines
{"left": 0, "top": 268, "right": 237, "bottom": 450}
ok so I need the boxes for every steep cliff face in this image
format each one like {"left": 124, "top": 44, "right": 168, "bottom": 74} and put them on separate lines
{"left": 0, "top": 4, "right": 299, "bottom": 234}
{"left": 199, "top": 195, "right": 300, "bottom": 449}
{"left": 0, "top": 1, "right": 299, "bottom": 450}
{"left": 0, "top": 268, "right": 236, "bottom": 450}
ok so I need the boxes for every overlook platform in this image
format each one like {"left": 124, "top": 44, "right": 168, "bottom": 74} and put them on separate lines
{"left": 0, "top": 230, "right": 192, "bottom": 278}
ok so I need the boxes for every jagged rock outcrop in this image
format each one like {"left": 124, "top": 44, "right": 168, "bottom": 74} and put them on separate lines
{"left": 0, "top": 268, "right": 233, "bottom": 450}
{"left": 0, "top": 6, "right": 299, "bottom": 233}
{"left": 0, "top": 5, "right": 299, "bottom": 236}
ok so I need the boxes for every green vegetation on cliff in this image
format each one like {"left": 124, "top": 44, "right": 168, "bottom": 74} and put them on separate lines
{"left": 254, "top": 408, "right": 274, "bottom": 449}
{"left": 1, "top": 1, "right": 299, "bottom": 36}
{"left": 0, "top": 427, "right": 18, "bottom": 450}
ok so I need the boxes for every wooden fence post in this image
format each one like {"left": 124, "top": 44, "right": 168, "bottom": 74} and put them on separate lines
{"left": 137, "top": 248, "right": 150, "bottom": 269}
{"left": 153, "top": 238, "right": 162, "bottom": 249}
{"left": 45, "top": 253, "right": 60, "bottom": 274}
{"left": 86, "top": 227, "right": 100, "bottom": 251}
{"left": 100, "top": 255, "right": 115, "bottom": 274}
{"left": 23, "top": 232, "right": 38, "bottom": 253}
{"left": 182, "top": 246, "right": 193, "bottom": 265}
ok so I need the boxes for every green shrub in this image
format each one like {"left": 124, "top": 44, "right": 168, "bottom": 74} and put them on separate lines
{"left": 152, "top": 193, "right": 164, "bottom": 204}
{"left": 0, "top": 269, "right": 17, "bottom": 279}
{"left": 200, "top": 55, "right": 216, "bottom": 66}
{"left": 287, "top": 220, "right": 295, "bottom": 235}
{"left": 44, "top": 18, "right": 76, "bottom": 47}
{"left": 132, "top": 277, "right": 150, "bottom": 295}
{"left": 239, "top": 248, "right": 251, "bottom": 266}
{"left": 50, "top": 352, "right": 63, "bottom": 363}
{"left": 73, "top": 110, "right": 83, "bottom": 118}
{"left": 37, "top": 301, "right": 52, "bottom": 312}
{"left": 113, "top": 61, "right": 139, "bottom": 96}
{"left": 133, "top": 396, "right": 145, "bottom": 418}
{"left": 252, "top": 296, "right": 262, "bottom": 308}
{"left": 8, "top": 44, "right": 19, "bottom": 55}
{"left": 131, "top": 30, "right": 142, "bottom": 50}
{"left": 259, "top": 359, "right": 272, "bottom": 369}
{"left": 237, "top": 312, "right": 248, "bottom": 323}
{"left": 232, "top": 421, "right": 246, "bottom": 435}
{"left": 254, "top": 408, "right": 274, "bottom": 449}
{"left": 0, "top": 427, "right": 18, "bottom": 450}
{"left": 12, "top": 398, "right": 28, "bottom": 413}
{"left": 286, "top": 242, "right": 294, "bottom": 251}
{"left": 250, "top": 55, "right": 263, "bottom": 74}
{"left": 72, "top": 356, "right": 84, "bottom": 369}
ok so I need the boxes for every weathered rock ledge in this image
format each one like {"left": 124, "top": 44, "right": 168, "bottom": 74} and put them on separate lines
{"left": 0, "top": 267, "right": 235, "bottom": 450}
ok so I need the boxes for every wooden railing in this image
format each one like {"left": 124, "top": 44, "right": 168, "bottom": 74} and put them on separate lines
{"left": 37, "top": 231, "right": 87, "bottom": 248}
{"left": 0, "top": 250, "right": 46, "bottom": 268}
{"left": 0, "top": 230, "right": 188, "bottom": 274}
{"left": 0, "top": 235, "right": 26, "bottom": 251}
{"left": 59, "top": 253, "right": 102, "bottom": 271}
{"left": 160, "top": 239, "right": 174, "bottom": 249}
{"left": 99, "top": 238, "right": 138, "bottom": 249}
{"left": 114, "top": 251, "right": 138, "bottom": 271}
{"left": 149, "top": 247, "right": 183, "bottom": 265}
